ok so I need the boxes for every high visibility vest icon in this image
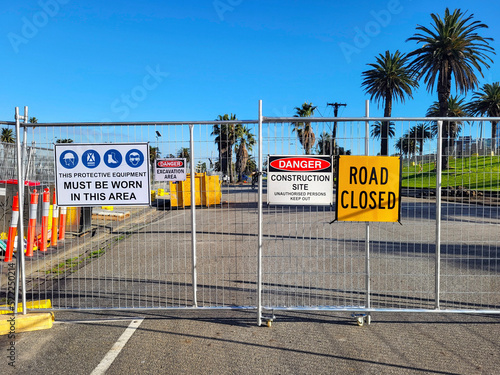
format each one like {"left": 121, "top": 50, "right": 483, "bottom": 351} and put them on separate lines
{"left": 4, "top": 194, "right": 19, "bottom": 262}
{"left": 86, "top": 152, "right": 97, "bottom": 167}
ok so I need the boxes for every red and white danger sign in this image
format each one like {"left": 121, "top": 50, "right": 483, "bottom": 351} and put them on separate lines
{"left": 267, "top": 155, "right": 333, "bottom": 205}
{"left": 154, "top": 158, "right": 186, "bottom": 181}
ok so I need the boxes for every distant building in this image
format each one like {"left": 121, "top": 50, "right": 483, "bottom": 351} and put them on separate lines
{"left": 456, "top": 136, "right": 495, "bottom": 156}
{"left": 456, "top": 136, "right": 472, "bottom": 156}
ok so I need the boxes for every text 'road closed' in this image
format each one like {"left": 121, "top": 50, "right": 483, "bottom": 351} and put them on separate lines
{"left": 336, "top": 156, "right": 401, "bottom": 222}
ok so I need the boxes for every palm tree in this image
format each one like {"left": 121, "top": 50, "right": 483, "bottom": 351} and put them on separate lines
{"left": 316, "top": 131, "right": 351, "bottom": 173}
{"left": 29, "top": 117, "right": 38, "bottom": 124}
{"left": 56, "top": 139, "right": 74, "bottom": 143}
{"left": 370, "top": 121, "right": 395, "bottom": 140}
{"left": 336, "top": 146, "right": 351, "bottom": 156}
{"left": 245, "top": 158, "right": 256, "bottom": 175}
{"left": 292, "top": 102, "right": 317, "bottom": 155}
{"left": 361, "top": 50, "right": 418, "bottom": 156}
{"left": 408, "top": 123, "right": 433, "bottom": 156}
{"left": 177, "top": 147, "right": 190, "bottom": 168}
{"left": 234, "top": 125, "right": 255, "bottom": 182}
{"left": 212, "top": 114, "right": 238, "bottom": 182}
{"left": 427, "top": 96, "right": 469, "bottom": 159}
{"left": 316, "top": 132, "right": 332, "bottom": 156}
{"left": 1, "top": 128, "right": 15, "bottom": 143}
{"left": 395, "top": 135, "right": 417, "bottom": 157}
{"left": 0, "top": 128, "right": 15, "bottom": 165}
{"left": 149, "top": 146, "right": 160, "bottom": 165}
{"left": 148, "top": 146, "right": 161, "bottom": 179}
{"left": 394, "top": 137, "right": 404, "bottom": 155}
{"left": 466, "top": 82, "right": 500, "bottom": 154}
{"left": 196, "top": 161, "right": 207, "bottom": 173}
{"left": 407, "top": 8, "right": 494, "bottom": 168}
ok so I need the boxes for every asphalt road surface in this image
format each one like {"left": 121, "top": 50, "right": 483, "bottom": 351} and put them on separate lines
{"left": 1, "top": 310, "right": 499, "bottom": 374}
{"left": 1, "top": 184, "right": 499, "bottom": 374}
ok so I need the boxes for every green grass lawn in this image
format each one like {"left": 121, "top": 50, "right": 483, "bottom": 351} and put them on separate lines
{"left": 402, "top": 155, "right": 500, "bottom": 190}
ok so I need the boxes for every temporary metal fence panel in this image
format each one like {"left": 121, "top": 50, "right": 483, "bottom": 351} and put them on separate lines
{"left": 436, "top": 119, "right": 500, "bottom": 311}
{"left": 259, "top": 120, "right": 369, "bottom": 311}
{"left": 1, "top": 119, "right": 260, "bottom": 310}
{"left": 259, "top": 116, "right": 499, "bottom": 315}
{"left": 0, "top": 106, "right": 499, "bottom": 321}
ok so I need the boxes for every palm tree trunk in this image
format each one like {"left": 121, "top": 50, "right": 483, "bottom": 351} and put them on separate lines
{"left": 219, "top": 147, "right": 223, "bottom": 174}
{"left": 441, "top": 122, "right": 451, "bottom": 170}
{"left": 220, "top": 144, "right": 229, "bottom": 179}
{"left": 228, "top": 145, "right": 234, "bottom": 183}
{"left": 381, "top": 94, "right": 392, "bottom": 156}
{"left": 381, "top": 120, "right": 389, "bottom": 156}
{"left": 438, "top": 69, "right": 452, "bottom": 170}
{"left": 492, "top": 121, "right": 497, "bottom": 155}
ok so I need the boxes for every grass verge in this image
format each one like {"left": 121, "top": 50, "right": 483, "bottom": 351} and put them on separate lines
{"left": 402, "top": 155, "right": 500, "bottom": 190}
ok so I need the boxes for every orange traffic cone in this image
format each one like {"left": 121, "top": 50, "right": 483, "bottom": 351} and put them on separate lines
{"left": 51, "top": 190, "right": 58, "bottom": 247}
{"left": 58, "top": 206, "right": 66, "bottom": 241}
{"left": 26, "top": 189, "right": 39, "bottom": 257}
{"left": 4, "top": 194, "right": 19, "bottom": 262}
{"left": 39, "top": 188, "right": 50, "bottom": 252}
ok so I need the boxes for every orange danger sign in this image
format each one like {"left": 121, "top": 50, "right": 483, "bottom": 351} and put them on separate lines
{"left": 336, "top": 155, "right": 401, "bottom": 222}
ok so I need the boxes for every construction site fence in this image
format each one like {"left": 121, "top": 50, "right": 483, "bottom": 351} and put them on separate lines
{"left": 0, "top": 103, "right": 499, "bottom": 326}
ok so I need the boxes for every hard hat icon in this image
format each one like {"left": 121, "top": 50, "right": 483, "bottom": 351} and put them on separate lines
{"left": 63, "top": 153, "right": 75, "bottom": 166}
{"left": 60, "top": 151, "right": 78, "bottom": 168}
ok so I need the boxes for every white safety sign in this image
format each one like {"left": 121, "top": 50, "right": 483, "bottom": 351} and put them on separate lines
{"left": 267, "top": 155, "right": 333, "bottom": 205}
{"left": 154, "top": 158, "right": 186, "bottom": 182}
{"left": 55, "top": 143, "right": 151, "bottom": 207}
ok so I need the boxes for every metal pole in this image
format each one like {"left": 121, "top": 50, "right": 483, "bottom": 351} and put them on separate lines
{"left": 365, "top": 100, "right": 370, "bottom": 311}
{"left": 435, "top": 120, "right": 443, "bottom": 310}
{"left": 22, "top": 107, "right": 28, "bottom": 181}
{"left": 21, "top": 107, "right": 29, "bottom": 314}
{"left": 13, "top": 109, "right": 20, "bottom": 314}
{"left": 14, "top": 107, "right": 28, "bottom": 315}
{"left": 257, "top": 100, "right": 263, "bottom": 326}
{"left": 189, "top": 124, "right": 198, "bottom": 307}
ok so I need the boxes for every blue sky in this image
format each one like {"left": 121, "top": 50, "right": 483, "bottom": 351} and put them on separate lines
{"left": 1, "top": 1, "right": 500, "bottom": 154}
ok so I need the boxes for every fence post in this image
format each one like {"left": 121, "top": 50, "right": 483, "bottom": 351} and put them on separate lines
{"left": 257, "top": 100, "right": 263, "bottom": 326}
{"left": 14, "top": 106, "right": 28, "bottom": 315}
{"left": 435, "top": 120, "right": 443, "bottom": 310}
{"left": 365, "top": 100, "right": 371, "bottom": 312}
{"left": 189, "top": 124, "right": 198, "bottom": 307}
{"left": 22, "top": 111, "right": 28, "bottom": 181}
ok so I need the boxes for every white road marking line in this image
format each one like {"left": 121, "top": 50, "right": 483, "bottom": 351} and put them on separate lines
{"left": 90, "top": 318, "right": 144, "bottom": 375}
{"left": 54, "top": 317, "right": 143, "bottom": 324}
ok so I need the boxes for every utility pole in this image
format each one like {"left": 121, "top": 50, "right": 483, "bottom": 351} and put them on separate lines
{"left": 327, "top": 102, "right": 346, "bottom": 157}
{"left": 327, "top": 102, "right": 347, "bottom": 118}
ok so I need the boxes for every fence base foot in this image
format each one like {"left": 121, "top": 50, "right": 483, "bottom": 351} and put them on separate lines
{"left": 352, "top": 313, "right": 371, "bottom": 326}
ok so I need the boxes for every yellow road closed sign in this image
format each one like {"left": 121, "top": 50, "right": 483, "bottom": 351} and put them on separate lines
{"left": 336, "top": 155, "right": 401, "bottom": 222}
